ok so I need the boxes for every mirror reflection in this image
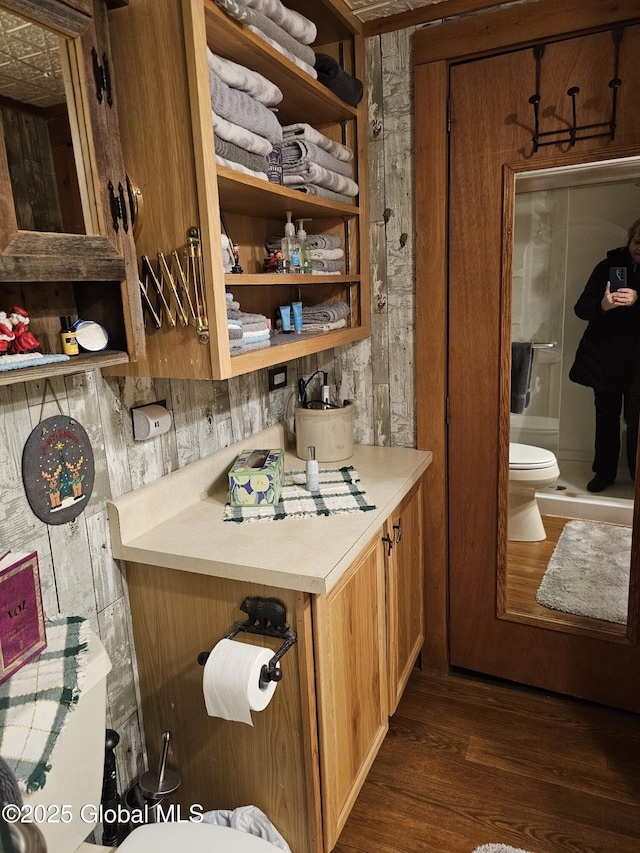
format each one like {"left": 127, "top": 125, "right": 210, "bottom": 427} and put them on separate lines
{"left": 505, "top": 160, "right": 640, "bottom": 636}
{"left": 0, "top": 8, "right": 85, "bottom": 233}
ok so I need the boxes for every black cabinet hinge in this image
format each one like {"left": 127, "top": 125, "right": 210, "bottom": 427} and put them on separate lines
{"left": 92, "top": 46, "right": 113, "bottom": 107}
{"left": 108, "top": 180, "right": 129, "bottom": 234}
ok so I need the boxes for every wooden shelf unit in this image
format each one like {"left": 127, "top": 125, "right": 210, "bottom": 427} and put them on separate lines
{"left": 105, "top": 0, "right": 369, "bottom": 381}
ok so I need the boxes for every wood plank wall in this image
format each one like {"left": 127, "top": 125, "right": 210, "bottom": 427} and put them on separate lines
{"left": 0, "top": 26, "right": 418, "bottom": 806}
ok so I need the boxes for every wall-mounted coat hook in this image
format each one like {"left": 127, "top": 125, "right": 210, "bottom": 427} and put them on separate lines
{"left": 197, "top": 597, "right": 297, "bottom": 688}
{"left": 528, "top": 28, "right": 623, "bottom": 153}
{"left": 400, "top": 232, "right": 408, "bottom": 248}
{"left": 383, "top": 208, "right": 392, "bottom": 224}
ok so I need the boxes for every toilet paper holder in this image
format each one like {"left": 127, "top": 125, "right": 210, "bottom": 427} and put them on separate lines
{"left": 197, "top": 597, "right": 297, "bottom": 688}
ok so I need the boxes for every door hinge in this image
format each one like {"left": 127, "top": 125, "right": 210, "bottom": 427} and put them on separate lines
{"left": 447, "top": 96, "right": 451, "bottom": 133}
{"left": 446, "top": 396, "right": 450, "bottom": 424}
{"left": 92, "top": 47, "right": 113, "bottom": 107}
{"left": 108, "top": 180, "right": 129, "bottom": 234}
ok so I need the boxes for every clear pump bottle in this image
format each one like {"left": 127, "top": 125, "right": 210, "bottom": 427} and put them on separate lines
{"left": 281, "top": 210, "right": 295, "bottom": 272}
{"left": 296, "top": 219, "right": 312, "bottom": 274}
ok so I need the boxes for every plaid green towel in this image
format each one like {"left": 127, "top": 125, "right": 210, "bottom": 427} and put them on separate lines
{"left": 0, "top": 616, "right": 88, "bottom": 792}
{"left": 223, "top": 466, "right": 376, "bottom": 522}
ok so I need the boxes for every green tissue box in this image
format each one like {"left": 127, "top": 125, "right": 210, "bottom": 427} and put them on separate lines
{"left": 228, "top": 448, "right": 285, "bottom": 507}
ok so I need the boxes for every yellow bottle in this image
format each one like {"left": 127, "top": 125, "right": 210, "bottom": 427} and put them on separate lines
{"left": 60, "top": 316, "right": 79, "bottom": 356}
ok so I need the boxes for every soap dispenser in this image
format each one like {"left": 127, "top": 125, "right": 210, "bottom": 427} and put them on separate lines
{"left": 281, "top": 210, "right": 295, "bottom": 272}
{"left": 296, "top": 218, "right": 312, "bottom": 274}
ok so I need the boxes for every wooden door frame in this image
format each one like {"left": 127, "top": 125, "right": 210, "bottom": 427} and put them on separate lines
{"left": 415, "top": 0, "right": 640, "bottom": 674}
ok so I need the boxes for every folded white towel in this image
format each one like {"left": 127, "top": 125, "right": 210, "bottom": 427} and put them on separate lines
{"left": 207, "top": 50, "right": 283, "bottom": 107}
{"left": 248, "top": 26, "right": 317, "bottom": 78}
{"left": 213, "top": 111, "right": 273, "bottom": 157}
{"left": 283, "top": 163, "right": 359, "bottom": 197}
{"left": 241, "top": 0, "right": 317, "bottom": 45}
{"left": 282, "top": 123, "right": 353, "bottom": 163}
{"left": 310, "top": 248, "right": 344, "bottom": 261}
{"left": 216, "top": 154, "right": 268, "bottom": 182}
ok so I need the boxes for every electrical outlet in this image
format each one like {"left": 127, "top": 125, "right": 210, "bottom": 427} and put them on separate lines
{"left": 268, "top": 365, "right": 288, "bottom": 391}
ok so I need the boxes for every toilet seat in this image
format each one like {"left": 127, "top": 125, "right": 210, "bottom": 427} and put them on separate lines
{"left": 509, "top": 442, "right": 557, "bottom": 470}
{"left": 116, "top": 822, "right": 281, "bottom": 852}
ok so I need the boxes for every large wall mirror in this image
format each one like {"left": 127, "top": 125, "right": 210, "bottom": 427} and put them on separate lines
{"left": 503, "top": 155, "right": 640, "bottom": 641}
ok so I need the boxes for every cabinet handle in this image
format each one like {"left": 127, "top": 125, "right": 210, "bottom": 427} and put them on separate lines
{"left": 382, "top": 533, "right": 393, "bottom": 557}
{"left": 393, "top": 518, "right": 402, "bottom": 544}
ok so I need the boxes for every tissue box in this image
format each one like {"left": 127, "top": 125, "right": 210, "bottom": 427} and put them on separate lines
{"left": 228, "top": 448, "right": 284, "bottom": 507}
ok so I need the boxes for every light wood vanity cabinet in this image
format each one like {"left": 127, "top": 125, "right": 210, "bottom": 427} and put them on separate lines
{"left": 125, "top": 483, "right": 424, "bottom": 853}
{"left": 384, "top": 480, "right": 425, "bottom": 714}
{"left": 105, "top": 0, "right": 369, "bottom": 380}
{"left": 0, "top": 0, "right": 145, "bottom": 386}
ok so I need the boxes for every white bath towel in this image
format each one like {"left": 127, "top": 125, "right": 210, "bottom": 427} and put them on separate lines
{"left": 310, "top": 248, "right": 344, "bottom": 261}
{"left": 215, "top": 154, "right": 268, "bottom": 182}
{"left": 283, "top": 163, "right": 359, "bottom": 198}
{"left": 247, "top": 26, "right": 317, "bottom": 78}
{"left": 282, "top": 123, "right": 353, "bottom": 163}
{"left": 241, "top": 0, "right": 316, "bottom": 45}
{"left": 207, "top": 50, "right": 283, "bottom": 107}
{"left": 213, "top": 112, "right": 273, "bottom": 157}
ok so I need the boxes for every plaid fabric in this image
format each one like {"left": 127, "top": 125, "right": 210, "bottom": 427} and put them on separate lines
{"left": 0, "top": 616, "right": 88, "bottom": 792}
{"left": 223, "top": 466, "right": 376, "bottom": 522}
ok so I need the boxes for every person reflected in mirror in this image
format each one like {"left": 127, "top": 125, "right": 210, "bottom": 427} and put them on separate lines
{"left": 569, "top": 218, "right": 640, "bottom": 492}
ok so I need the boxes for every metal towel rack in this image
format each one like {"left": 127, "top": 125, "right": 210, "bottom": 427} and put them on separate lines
{"left": 532, "top": 341, "right": 557, "bottom": 349}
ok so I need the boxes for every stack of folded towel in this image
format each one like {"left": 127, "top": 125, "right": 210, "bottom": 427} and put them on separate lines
{"left": 227, "top": 293, "right": 271, "bottom": 353}
{"left": 301, "top": 300, "right": 350, "bottom": 332}
{"left": 208, "top": 49, "right": 283, "bottom": 180}
{"left": 280, "top": 123, "right": 357, "bottom": 205}
{"left": 265, "top": 231, "right": 345, "bottom": 274}
{"left": 213, "top": 0, "right": 317, "bottom": 78}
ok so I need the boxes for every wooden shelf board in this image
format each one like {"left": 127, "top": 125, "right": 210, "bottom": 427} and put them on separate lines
{"left": 204, "top": 1, "right": 358, "bottom": 125}
{"left": 228, "top": 326, "right": 368, "bottom": 375}
{"left": 217, "top": 168, "right": 359, "bottom": 219}
{"left": 224, "top": 274, "right": 361, "bottom": 286}
{"left": 0, "top": 350, "right": 130, "bottom": 387}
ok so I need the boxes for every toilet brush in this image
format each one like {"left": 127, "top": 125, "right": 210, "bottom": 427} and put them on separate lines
{"left": 139, "top": 730, "right": 181, "bottom": 800}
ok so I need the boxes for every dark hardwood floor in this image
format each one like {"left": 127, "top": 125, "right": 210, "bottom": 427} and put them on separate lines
{"left": 333, "top": 670, "right": 640, "bottom": 853}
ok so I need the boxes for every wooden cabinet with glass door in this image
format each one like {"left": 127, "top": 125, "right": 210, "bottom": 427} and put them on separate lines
{"left": 0, "top": 0, "right": 144, "bottom": 386}
{"left": 105, "top": 0, "right": 369, "bottom": 381}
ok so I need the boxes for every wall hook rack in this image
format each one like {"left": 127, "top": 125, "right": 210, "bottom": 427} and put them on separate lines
{"left": 528, "top": 29, "right": 623, "bottom": 153}
{"left": 197, "top": 597, "right": 297, "bottom": 688}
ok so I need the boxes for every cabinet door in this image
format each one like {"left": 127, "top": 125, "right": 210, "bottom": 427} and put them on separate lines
{"left": 0, "top": 0, "right": 144, "bottom": 365}
{"left": 313, "top": 534, "right": 388, "bottom": 852}
{"left": 386, "top": 480, "right": 425, "bottom": 714}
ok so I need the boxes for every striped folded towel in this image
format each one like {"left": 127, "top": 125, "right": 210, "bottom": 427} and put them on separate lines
{"left": 0, "top": 616, "right": 89, "bottom": 792}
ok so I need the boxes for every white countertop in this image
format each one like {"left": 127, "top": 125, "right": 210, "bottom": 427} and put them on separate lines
{"left": 107, "top": 423, "right": 432, "bottom": 594}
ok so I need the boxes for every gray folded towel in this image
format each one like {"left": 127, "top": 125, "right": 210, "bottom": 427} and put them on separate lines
{"left": 281, "top": 139, "right": 353, "bottom": 179}
{"left": 282, "top": 123, "right": 353, "bottom": 163}
{"left": 242, "top": 0, "right": 317, "bottom": 45}
{"left": 301, "top": 301, "right": 350, "bottom": 323}
{"left": 215, "top": 136, "right": 268, "bottom": 174}
{"left": 310, "top": 258, "right": 344, "bottom": 273}
{"left": 209, "top": 67, "right": 283, "bottom": 146}
{"left": 511, "top": 342, "right": 534, "bottom": 414}
{"left": 240, "top": 3, "right": 316, "bottom": 68}
{"left": 283, "top": 163, "right": 359, "bottom": 197}
{"left": 207, "top": 50, "right": 282, "bottom": 107}
{"left": 292, "top": 184, "right": 353, "bottom": 206}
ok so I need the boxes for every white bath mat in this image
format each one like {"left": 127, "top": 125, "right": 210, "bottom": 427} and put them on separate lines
{"left": 473, "top": 846, "right": 535, "bottom": 853}
{"left": 536, "top": 519, "right": 631, "bottom": 624}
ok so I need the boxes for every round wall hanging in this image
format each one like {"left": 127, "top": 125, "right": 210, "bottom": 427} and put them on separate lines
{"left": 22, "top": 415, "right": 95, "bottom": 525}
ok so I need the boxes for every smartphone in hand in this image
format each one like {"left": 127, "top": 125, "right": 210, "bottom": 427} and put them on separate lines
{"left": 609, "top": 266, "right": 628, "bottom": 292}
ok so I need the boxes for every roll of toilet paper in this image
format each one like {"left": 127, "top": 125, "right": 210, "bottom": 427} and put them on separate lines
{"left": 202, "top": 638, "right": 279, "bottom": 725}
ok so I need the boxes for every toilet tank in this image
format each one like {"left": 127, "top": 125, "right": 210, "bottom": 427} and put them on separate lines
{"left": 25, "top": 626, "right": 111, "bottom": 853}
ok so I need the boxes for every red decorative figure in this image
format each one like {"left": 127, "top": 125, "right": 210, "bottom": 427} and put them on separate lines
{"left": 0, "top": 311, "right": 15, "bottom": 355}
{"left": 8, "top": 306, "right": 40, "bottom": 353}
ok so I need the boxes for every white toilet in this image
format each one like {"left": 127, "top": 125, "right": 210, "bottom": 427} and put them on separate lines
{"left": 22, "top": 626, "right": 280, "bottom": 853}
{"left": 508, "top": 442, "right": 560, "bottom": 541}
